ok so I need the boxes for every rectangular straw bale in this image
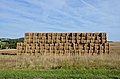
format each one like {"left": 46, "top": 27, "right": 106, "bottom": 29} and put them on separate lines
{"left": 86, "top": 33, "right": 91, "bottom": 36}
{"left": 95, "top": 45, "right": 99, "bottom": 50}
{"left": 99, "top": 44, "right": 104, "bottom": 50}
{"left": 81, "top": 37, "right": 86, "bottom": 40}
{"left": 25, "top": 33, "right": 29, "bottom": 37}
{"left": 85, "top": 49, "right": 89, "bottom": 53}
{"left": 72, "top": 39, "right": 75, "bottom": 43}
{"left": 90, "top": 40, "right": 96, "bottom": 43}
{"left": 105, "top": 49, "right": 109, "bottom": 54}
{"left": 78, "top": 44, "right": 84, "bottom": 50}
{"left": 80, "top": 40, "right": 84, "bottom": 44}
{"left": 94, "top": 49, "right": 99, "bottom": 54}
{"left": 86, "top": 40, "right": 90, "bottom": 43}
{"left": 96, "top": 36, "right": 101, "bottom": 40}
{"left": 104, "top": 45, "right": 109, "bottom": 50}
{"left": 84, "top": 46, "right": 89, "bottom": 50}
{"left": 89, "top": 50, "right": 94, "bottom": 53}
{"left": 89, "top": 46, "right": 94, "bottom": 50}
{"left": 95, "top": 33, "right": 100, "bottom": 36}
{"left": 99, "top": 50, "right": 104, "bottom": 54}
{"left": 102, "top": 39, "right": 106, "bottom": 43}
{"left": 62, "top": 39, "right": 66, "bottom": 43}
{"left": 101, "top": 32, "right": 106, "bottom": 37}
{"left": 87, "top": 36, "right": 91, "bottom": 40}
{"left": 75, "top": 44, "right": 79, "bottom": 50}
{"left": 76, "top": 40, "right": 80, "bottom": 44}
{"left": 81, "top": 50, "right": 85, "bottom": 55}
{"left": 82, "top": 33, "right": 86, "bottom": 37}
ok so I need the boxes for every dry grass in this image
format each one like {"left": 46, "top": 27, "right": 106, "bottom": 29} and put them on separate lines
{"left": 0, "top": 49, "right": 17, "bottom": 55}
{"left": 14, "top": 54, "right": 120, "bottom": 70}
{"left": 0, "top": 42, "right": 120, "bottom": 71}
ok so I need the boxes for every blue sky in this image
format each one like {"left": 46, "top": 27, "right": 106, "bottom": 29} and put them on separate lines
{"left": 0, "top": 0, "right": 120, "bottom": 41}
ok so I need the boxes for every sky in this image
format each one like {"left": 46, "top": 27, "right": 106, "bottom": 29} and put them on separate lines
{"left": 0, "top": 0, "right": 120, "bottom": 41}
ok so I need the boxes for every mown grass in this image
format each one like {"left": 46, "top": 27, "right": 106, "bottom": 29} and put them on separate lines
{"left": 0, "top": 69, "right": 120, "bottom": 79}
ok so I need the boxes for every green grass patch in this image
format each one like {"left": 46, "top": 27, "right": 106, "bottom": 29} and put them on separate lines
{"left": 0, "top": 69, "right": 120, "bottom": 79}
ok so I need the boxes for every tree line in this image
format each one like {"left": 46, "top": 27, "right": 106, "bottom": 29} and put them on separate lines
{"left": 0, "top": 38, "right": 24, "bottom": 49}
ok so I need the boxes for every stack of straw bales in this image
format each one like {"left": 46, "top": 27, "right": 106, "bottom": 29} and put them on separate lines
{"left": 17, "top": 32, "right": 109, "bottom": 55}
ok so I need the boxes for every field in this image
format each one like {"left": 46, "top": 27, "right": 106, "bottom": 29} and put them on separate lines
{"left": 0, "top": 42, "right": 120, "bottom": 79}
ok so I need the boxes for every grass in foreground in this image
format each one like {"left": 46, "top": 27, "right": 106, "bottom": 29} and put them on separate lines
{"left": 0, "top": 42, "right": 120, "bottom": 78}
{"left": 0, "top": 69, "right": 120, "bottom": 79}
